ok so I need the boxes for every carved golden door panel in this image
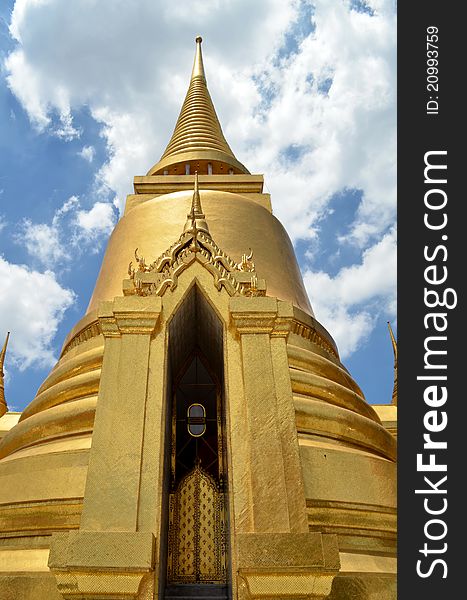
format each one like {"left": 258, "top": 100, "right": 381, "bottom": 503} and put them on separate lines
{"left": 167, "top": 353, "right": 227, "bottom": 585}
{"left": 167, "top": 463, "right": 226, "bottom": 583}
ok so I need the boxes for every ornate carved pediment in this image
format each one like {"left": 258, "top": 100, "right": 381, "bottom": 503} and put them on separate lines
{"left": 123, "top": 173, "right": 266, "bottom": 299}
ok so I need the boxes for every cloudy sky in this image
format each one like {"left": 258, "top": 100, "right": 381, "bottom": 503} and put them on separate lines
{"left": 0, "top": 0, "right": 396, "bottom": 411}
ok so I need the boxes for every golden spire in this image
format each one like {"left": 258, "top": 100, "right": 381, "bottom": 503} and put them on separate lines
{"left": 147, "top": 37, "right": 249, "bottom": 176}
{"left": 184, "top": 172, "right": 210, "bottom": 236}
{"left": 191, "top": 35, "right": 206, "bottom": 79}
{"left": 0, "top": 332, "right": 10, "bottom": 417}
{"left": 387, "top": 322, "right": 397, "bottom": 406}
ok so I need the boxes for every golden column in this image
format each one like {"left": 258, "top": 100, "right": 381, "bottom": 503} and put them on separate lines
{"left": 0, "top": 38, "right": 396, "bottom": 600}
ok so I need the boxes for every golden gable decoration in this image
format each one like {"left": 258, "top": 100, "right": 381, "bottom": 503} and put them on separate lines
{"left": 123, "top": 173, "right": 266, "bottom": 299}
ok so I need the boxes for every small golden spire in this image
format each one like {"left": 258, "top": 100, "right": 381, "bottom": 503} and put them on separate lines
{"left": 191, "top": 36, "right": 206, "bottom": 80}
{"left": 147, "top": 37, "right": 249, "bottom": 176}
{"left": 0, "top": 331, "right": 10, "bottom": 417}
{"left": 184, "top": 172, "right": 210, "bottom": 236}
{"left": 387, "top": 322, "right": 397, "bottom": 406}
{"left": 191, "top": 170, "right": 203, "bottom": 214}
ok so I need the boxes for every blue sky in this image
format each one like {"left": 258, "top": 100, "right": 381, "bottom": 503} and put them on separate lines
{"left": 0, "top": 0, "right": 396, "bottom": 411}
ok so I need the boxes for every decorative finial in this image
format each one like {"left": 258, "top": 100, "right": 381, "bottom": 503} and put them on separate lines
{"left": 0, "top": 332, "right": 10, "bottom": 417}
{"left": 192, "top": 171, "right": 202, "bottom": 215}
{"left": 184, "top": 172, "right": 210, "bottom": 237}
{"left": 191, "top": 35, "right": 206, "bottom": 80}
{"left": 387, "top": 322, "right": 397, "bottom": 406}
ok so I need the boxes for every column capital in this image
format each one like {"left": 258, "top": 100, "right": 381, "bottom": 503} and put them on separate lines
{"left": 230, "top": 296, "right": 294, "bottom": 338}
{"left": 98, "top": 296, "right": 162, "bottom": 337}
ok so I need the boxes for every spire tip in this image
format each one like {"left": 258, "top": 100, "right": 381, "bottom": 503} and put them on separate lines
{"left": 387, "top": 322, "right": 397, "bottom": 406}
{"left": 0, "top": 331, "right": 10, "bottom": 416}
{"left": 191, "top": 34, "right": 206, "bottom": 81}
{"left": 1, "top": 332, "right": 9, "bottom": 365}
{"left": 184, "top": 172, "right": 210, "bottom": 237}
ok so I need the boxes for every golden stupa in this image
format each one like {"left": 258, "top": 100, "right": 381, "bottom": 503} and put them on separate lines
{"left": 0, "top": 38, "right": 396, "bottom": 600}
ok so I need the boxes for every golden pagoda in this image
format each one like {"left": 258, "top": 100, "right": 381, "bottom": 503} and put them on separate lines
{"left": 0, "top": 38, "right": 396, "bottom": 599}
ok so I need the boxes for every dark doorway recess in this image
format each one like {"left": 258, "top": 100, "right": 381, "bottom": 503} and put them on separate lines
{"left": 161, "top": 285, "right": 230, "bottom": 600}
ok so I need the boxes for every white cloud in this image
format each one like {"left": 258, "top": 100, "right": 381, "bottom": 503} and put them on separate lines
{"left": 14, "top": 195, "right": 116, "bottom": 267}
{"left": 17, "top": 219, "right": 67, "bottom": 265}
{"left": 75, "top": 202, "right": 116, "bottom": 239}
{"left": 55, "top": 110, "right": 80, "bottom": 140}
{"left": 0, "top": 215, "right": 6, "bottom": 233}
{"left": 0, "top": 256, "right": 75, "bottom": 369}
{"left": 4, "top": 46, "right": 50, "bottom": 130}
{"left": 303, "top": 226, "right": 396, "bottom": 358}
{"left": 238, "top": 0, "right": 396, "bottom": 247}
{"left": 78, "top": 145, "right": 95, "bottom": 162}
{"left": 53, "top": 195, "right": 79, "bottom": 222}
